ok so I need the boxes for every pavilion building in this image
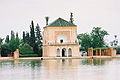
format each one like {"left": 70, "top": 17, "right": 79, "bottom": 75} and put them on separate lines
{"left": 43, "top": 15, "right": 80, "bottom": 57}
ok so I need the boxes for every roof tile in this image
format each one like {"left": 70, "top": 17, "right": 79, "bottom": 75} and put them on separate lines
{"left": 47, "top": 18, "right": 76, "bottom": 27}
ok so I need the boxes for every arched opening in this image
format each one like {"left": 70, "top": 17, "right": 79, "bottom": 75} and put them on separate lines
{"left": 62, "top": 48, "right": 66, "bottom": 57}
{"left": 57, "top": 35, "right": 67, "bottom": 43}
{"left": 56, "top": 48, "right": 60, "bottom": 57}
{"left": 68, "top": 48, "right": 72, "bottom": 57}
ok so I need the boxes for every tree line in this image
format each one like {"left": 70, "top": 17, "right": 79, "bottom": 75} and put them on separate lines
{"left": 0, "top": 20, "right": 42, "bottom": 57}
{"left": 77, "top": 27, "right": 120, "bottom": 54}
{"left": 0, "top": 24, "right": 119, "bottom": 57}
{"left": 77, "top": 27, "right": 109, "bottom": 51}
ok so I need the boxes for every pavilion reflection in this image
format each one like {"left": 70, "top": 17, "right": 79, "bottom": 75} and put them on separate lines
{"left": 42, "top": 59, "right": 80, "bottom": 80}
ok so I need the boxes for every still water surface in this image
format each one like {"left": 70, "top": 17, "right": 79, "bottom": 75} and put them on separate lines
{"left": 0, "top": 58, "right": 120, "bottom": 80}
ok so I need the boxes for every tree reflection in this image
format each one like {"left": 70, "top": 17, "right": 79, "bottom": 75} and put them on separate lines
{"left": 81, "top": 58, "right": 112, "bottom": 66}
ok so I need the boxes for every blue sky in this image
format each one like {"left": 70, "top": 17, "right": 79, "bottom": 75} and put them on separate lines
{"left": 0, "top": 0, "right": 120, "bottom": 45}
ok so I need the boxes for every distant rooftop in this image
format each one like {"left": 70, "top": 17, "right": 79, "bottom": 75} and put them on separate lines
{"left": 47, "top": 18, "right": 76, "bottom": 27}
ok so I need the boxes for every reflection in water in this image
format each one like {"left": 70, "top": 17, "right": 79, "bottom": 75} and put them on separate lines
{"left": 43, "top": 59, "right": 80, "bottom": 80}
{"left": 81, "top": 58, "right": 112, "bottom": 66}
{"left": 0, "top": 58, "right": 120, "bottom": 80}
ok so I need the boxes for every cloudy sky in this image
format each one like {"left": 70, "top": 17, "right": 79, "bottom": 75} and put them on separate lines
{"left": 0, "top": 0, "right": 120, "bottom": 44}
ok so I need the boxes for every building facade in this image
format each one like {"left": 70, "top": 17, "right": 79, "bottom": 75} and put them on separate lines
{"left": 43, "top": 18, "right": 80, "bottom": 57}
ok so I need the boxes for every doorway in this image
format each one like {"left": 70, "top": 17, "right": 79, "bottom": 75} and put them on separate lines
{"left": 62, "top": 48, "right": 66, "bottom": 57}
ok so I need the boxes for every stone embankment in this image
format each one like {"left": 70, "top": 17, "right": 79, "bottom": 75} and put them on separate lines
{"left": 0, "top": 56, "right": 120, "bottom": 61}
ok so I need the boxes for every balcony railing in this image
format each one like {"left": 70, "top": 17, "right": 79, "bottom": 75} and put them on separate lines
{"left": 44, "top": 42, "right": 79, "bottom": 46}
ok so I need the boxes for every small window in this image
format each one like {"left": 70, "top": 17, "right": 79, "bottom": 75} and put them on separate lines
{"left": 60, "top": 39, "right": 63, "bottom": 43}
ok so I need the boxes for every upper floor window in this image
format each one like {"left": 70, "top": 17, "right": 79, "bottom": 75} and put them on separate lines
{"left": 60, "top": 39, "right": 63, "bottom": 43}
{"left": 57, "top": 34, "right": 67, "bottom": 43}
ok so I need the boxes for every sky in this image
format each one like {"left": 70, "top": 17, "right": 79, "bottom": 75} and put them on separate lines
{"left": 0, "top": 0, "right": 120, "bottom": 45}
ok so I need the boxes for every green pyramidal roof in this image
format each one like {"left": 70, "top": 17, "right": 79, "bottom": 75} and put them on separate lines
{"left": 47, "top": 18, "right": 76, "bottom": 27}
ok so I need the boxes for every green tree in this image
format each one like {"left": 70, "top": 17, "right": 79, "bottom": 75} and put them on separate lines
{"left": 77, "top": 33, "right": 92, "bottom": 51}
{"left": 91, "top": 27, "right": 109, "bottom": 48}
{"left": 23, "top": 31, "right": 26, "bottom": 43}
{"left": 30, "top": 21, "right": 35, "bottom": 46}
{"left": 30, "top": 21, "right": 36, "bottom": 54}
{"left": 19, "top": 43, "right": 33, "bottom": 54}
{"left": 5, "top": 35, "right": 9, "bottom": 43}
{"left": 35, "top": 23, "right": 42, "bottom": 47}
{"left": 1, "top": 44, "right": 11, "bottom": 57}
{"left": 11, "top": 30, "right": 15, "bottom": 40}
{"left": 8, "top": 38, "right": 21, "bottom": 52}
{"left": 23, "top": 31, "right": 30, "bottom": 44}
{"left": 25, "top": 32, "right": 30, "bottom": 44}
{"left": 2, "top": 32, "right": 21, "bottom": 56}
{"left": 77, "top": 27, "right": 109, "bottom": 51}
{"left": 0, "top": 38, "right": 3, "bottom": 56}
{"left": 16, "top": 32, "right": 19, "bottom": 39}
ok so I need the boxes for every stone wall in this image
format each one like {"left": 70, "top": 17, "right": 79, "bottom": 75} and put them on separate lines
{"left": 13, "top": 49, "right": 19, "bottom": 59}
{"left": 88, "top": 48, "right": 116, "bottom": 56}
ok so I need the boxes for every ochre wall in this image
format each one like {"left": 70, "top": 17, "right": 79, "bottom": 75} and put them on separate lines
{"left": 43, "top": 26, "right": 77, "bottom": 45}
{"left": 43, "top": 26, "right": 80, "bottom": 57}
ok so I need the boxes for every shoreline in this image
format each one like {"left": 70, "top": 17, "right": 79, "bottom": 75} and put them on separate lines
{"left": 0, "top": 55, "right": 120, "bottom": 61}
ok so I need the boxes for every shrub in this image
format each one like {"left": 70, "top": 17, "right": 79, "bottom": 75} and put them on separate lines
{"left": 1, "top": 44, "right": 11, "bottom": 57}
{"left": 8, "top": 38, "right": 21, "bottom": 52}
{"left": 114, "top": 47, "right": 120, "bottom": 54}
{"left": 19, "top": 43, "right": 33, "bottom": 54}
{"left": 38, "top": 47, "right": 42, "bottom": 57}
{"left": 19, "top": 54, "right": 38, "bottom": 57}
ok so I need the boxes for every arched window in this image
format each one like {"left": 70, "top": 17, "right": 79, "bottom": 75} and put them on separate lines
{"left": 57, "top": 35, "right": 67, "bottom": 43}
{"left": 68, "top": 48, "right": 72, "bottom": 57}
{"left": 56, "top": 48, "right": 60, "bottom": 57}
